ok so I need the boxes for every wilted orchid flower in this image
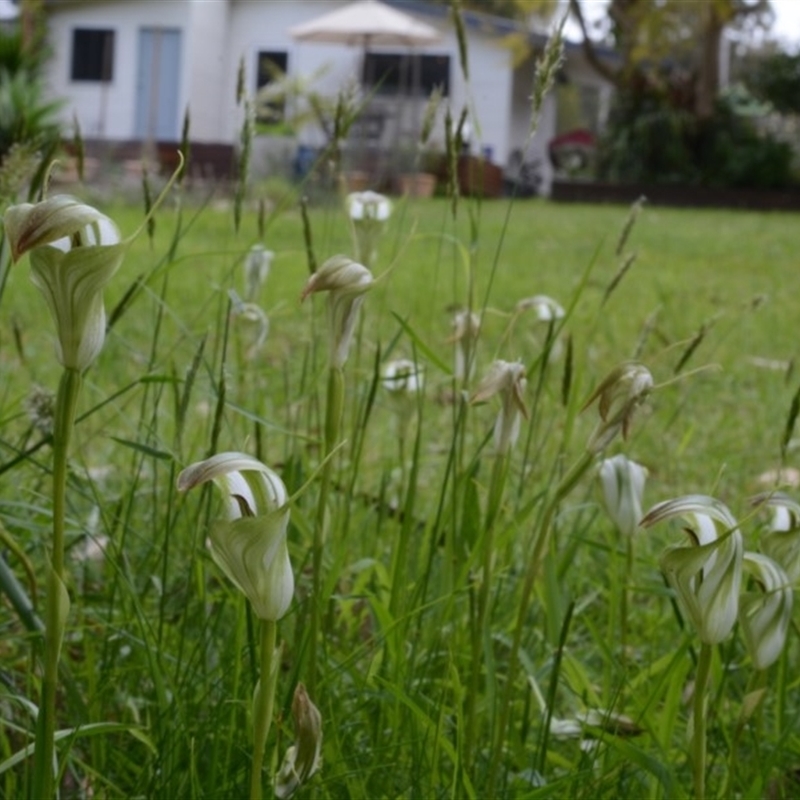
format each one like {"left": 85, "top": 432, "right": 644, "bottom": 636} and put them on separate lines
{"left": 301, "top": 255, "right": 373, "bottom": 368}
{"left": 274, "top": 683, "right": 323, "bottom": 799}
{"left": 583, "top": 362, "right": 653, "bottom": 453}
{"left": 640, "top": 495, "right": 743, "bottom": 644}
{"left": 177, "top": 452, "right": 293, "bottom": 621}
{"left": 599, "top": 455, "right": 647, "bottom": 537}
{"left": 346, "top": 191, "right": 391, "bottom": 269}
{"left": 244, "top": 243, "right": 274, "bottom": 300}
{"left": 752, "top": 492, "right": 800, "bottom": 583}
{"left": 739, "top": 552, "right": 793, "bottom": 670}
{"left": 472, "top": 359, "right": 528, "bottom": 454}
{"left": 4, "top": 196, "right": 126, "bottom": 371}
{"left": 449, "top": 309, "right": 480, "bottom": 381}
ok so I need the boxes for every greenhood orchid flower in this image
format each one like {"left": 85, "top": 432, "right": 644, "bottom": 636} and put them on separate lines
{"left": 516, "top": 294, "right": 565, "bottom": 322}
{"left": 4, "top": 196, "right": 126, "bottom": 371}
{"left": 640, "top": 494, "right": 743, "bottom": 644}
{"left": 244, "top": 243, "right": 274, "bottom": 301}
{"left": 739, "top": 552, "right": 793, "bottom": 670}
{"left": 177, "top": 452, "right": 293, "bottom": 621}
{"left": 449, "top": 309, "right": 481, "bottom": 382}
{"left": 752, "top": 491, "right": 800, "bottom": 583}
{"left": 383, "top": 357, "right": 424, "bottom": 428}
{"left": 300, "top": 254, "right": 373, "bottom": 368}
{"left": 347, "top": 190, "right": 391, "bottom": 269}
{"left": 599, "top": 454, "right": 647, "bottom": 537}
{"left": 471, "top": 359, "right": 528, "bottom": 454}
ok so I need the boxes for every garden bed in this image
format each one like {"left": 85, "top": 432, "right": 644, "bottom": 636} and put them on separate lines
{"left": 552, "top": 179, "right": 800, "bottom": 211}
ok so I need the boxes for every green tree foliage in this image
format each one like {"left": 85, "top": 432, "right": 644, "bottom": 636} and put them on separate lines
{"left": 745, "top": 50, "right": 800, "bottom": 114}
{"left": 0, "top": 14, "right": 62, "bottom": 166}
{"left": 569, "top": 0, "right": 794, "bottom": 187}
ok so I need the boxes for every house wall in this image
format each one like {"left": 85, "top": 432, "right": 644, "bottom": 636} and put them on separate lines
{"left": 186, "top": 0, "right": 230, "bottom": 142}
{"left": 44, "top": 0, "right": 194, "bottom": 140}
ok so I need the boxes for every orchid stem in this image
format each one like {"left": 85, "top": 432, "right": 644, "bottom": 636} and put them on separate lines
{"left": 466, "top": 453, "right": 508, "bottom": 765}
{"left": 250, "top": 618, "right": 278, "bottom": 800}
{"left": 693, "top": 642, "right": 712, "bottom": 800}
{"left": 33, "top": 367, "right": 82, "bottom": 799}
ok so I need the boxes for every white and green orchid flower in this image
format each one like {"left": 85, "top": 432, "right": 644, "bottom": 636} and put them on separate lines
{"left": 640, "top": 494, "right": 743, "bottom": 644}
{"left": 177, "top": 452, "right": 293, "bottom": 622}
{"left": 4, "top": 196, "right": 126, "bottom": 371}
{"left": 599, "top": 454, "right": 647, "bottom": 537}
{"left": 300, "top": 254, "right": 373, "bottom": 368}
{"left": 739, "top": 552, "right": 793, "bottom": 670}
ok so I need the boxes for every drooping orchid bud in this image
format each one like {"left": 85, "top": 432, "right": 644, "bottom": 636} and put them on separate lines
{"left": 4, "top": 196, "right": 126, "bottom": 370}
{"left": 739, "top": 552, "right": 793, "bottom": 670}
{"left": 274, "top": 683, "right": 323, "bottom": 799}
{"left": 583, "top": 362, "right": 653, "bottom": 453}
{"left": 300, "top": 254, "right": 373, "bottom": 368}
{"left": 640, "top": 495, "right": 743, "bottom": 644}
{"left": 244, "top": 243, "right": 274, "bottom": 301}
{"left": 177, "top": 453, "right": 293, "bottom": 621}
{"left": 449, "top": 309, "right": 480, "bottom": 381}
{"left": 598, "top": 454, "right": 647, "bottom": 537}
{"left": 472, "top": 359, "right": 528, "bottom": 454}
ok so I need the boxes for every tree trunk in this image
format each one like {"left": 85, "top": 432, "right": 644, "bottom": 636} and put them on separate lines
{"left": 695, "top": 4, "right": 724, "bottom": 120}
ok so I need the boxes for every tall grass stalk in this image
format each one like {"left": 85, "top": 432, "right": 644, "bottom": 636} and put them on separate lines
{"left": 309, "top": 364, "right": 343, "bottom": 697}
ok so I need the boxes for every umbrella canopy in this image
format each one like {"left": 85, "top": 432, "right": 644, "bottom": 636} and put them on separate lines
{"left": 290, "top": 0, "right": 441, "bottom": 48}
{"left": 0, "top": 0, "right": 18, "bottom": 22}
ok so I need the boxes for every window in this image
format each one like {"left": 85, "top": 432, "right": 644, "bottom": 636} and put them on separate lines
{"left": 255, "top": 50, "right": 289, "bottom": 124}
{"left": 71, "top": 29, "right": 115, "bottom": 82}
{"left": 363, "top": 53, "right": 450, "bottom": 97}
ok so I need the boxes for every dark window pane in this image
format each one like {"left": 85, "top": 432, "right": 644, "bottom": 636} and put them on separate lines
{"left": 71, "top": 29, "right": 114, "bottom": 82}
{"left": 363, "top": 53, "right": 449, "bottom": 96}
{"left": 255, "top": 50, "right": 288, "bottom": 124}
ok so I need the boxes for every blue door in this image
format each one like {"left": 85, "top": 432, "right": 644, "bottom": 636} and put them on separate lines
{"left": 135, "top": 28, "right": 182, "bottom": 140}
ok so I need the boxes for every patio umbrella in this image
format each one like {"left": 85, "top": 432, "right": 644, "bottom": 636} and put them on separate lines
{"left": 289, "top": 0, "right": 441, "bottom": 48}
{"left": 290, "top": 0, "right": 442, "bottom": 183}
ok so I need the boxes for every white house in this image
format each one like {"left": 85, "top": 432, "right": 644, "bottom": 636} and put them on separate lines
{"left": 41, "top": 0, "right": 615, "bottom": 192}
